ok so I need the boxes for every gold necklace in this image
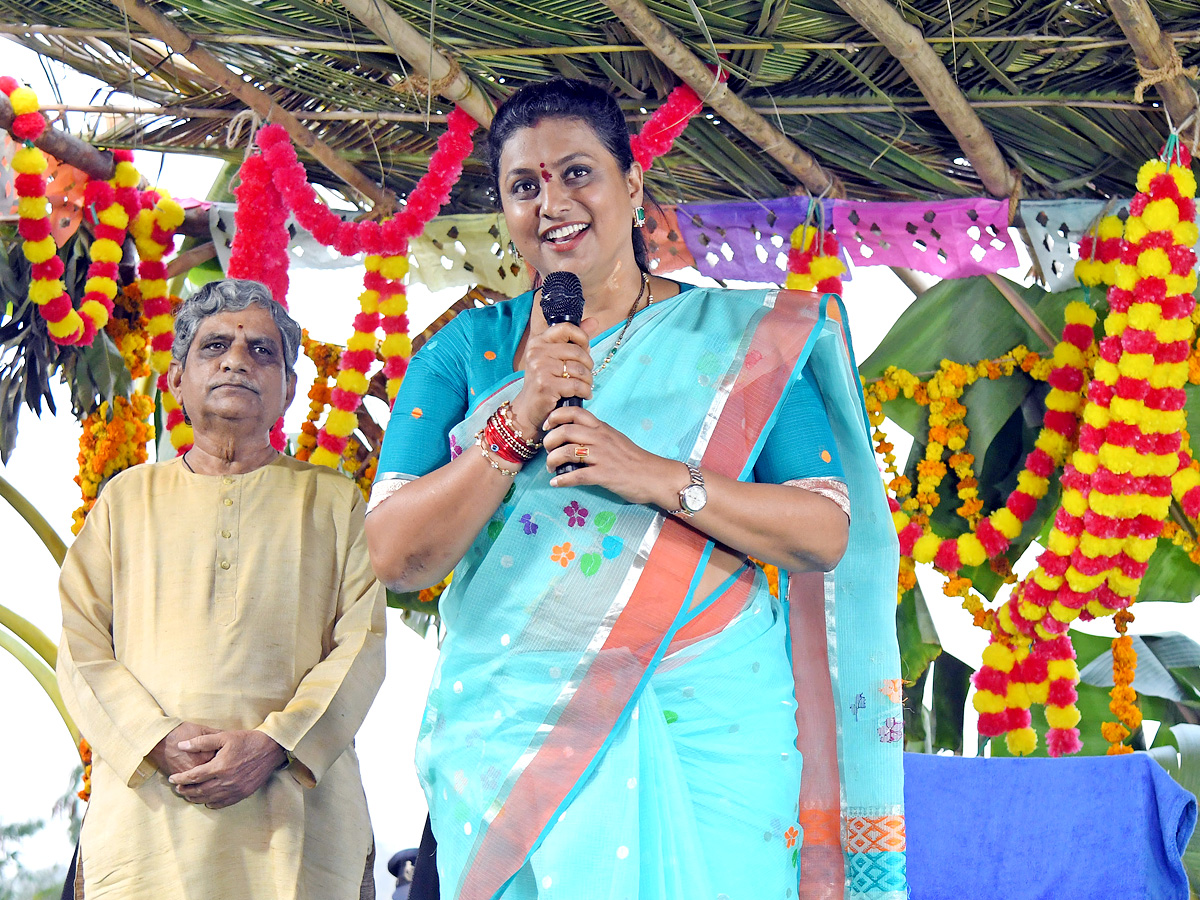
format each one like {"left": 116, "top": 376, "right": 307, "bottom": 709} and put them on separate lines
{"left": 593, "top": 272, "right": 652, "bottom": 376}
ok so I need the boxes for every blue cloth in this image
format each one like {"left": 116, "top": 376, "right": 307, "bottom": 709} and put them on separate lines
{"left": 904, "top": 752, "right": 1196, "bottom": 900}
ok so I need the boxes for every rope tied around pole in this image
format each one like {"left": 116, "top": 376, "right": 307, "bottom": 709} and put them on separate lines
{"left": 225, "top": 108, "right": 263, "bottom": 161}
{"left": 391, "top": 57, "right": 462, "bottom": 100}
{"left": 1133, "top": 48, "right": 1198, "bottom": 103}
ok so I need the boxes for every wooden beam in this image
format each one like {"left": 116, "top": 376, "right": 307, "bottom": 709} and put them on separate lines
{"left": 1108, "top": 0, "right": 1199, "bottom": 133}
{"left": 832, "top": 0, "right": 1017, "bottom": 198}
{"left": 597, "top": 0, "right": 839, "bottom": 195}
{"left": 337, "top": 0, "right": 494, "bottom": 128}
{"left": 110, "top": 0, "right": 394, "bottom": 210}
{"left": 36, "top": 103, "right": 449, "bottom": 123}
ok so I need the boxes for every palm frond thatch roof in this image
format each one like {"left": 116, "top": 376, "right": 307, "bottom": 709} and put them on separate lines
{"left": 1, "top": 0, "right": 1198, "bottom": 211}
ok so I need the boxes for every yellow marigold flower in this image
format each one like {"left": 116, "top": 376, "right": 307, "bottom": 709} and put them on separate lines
{"left": 17, "top": 196, "right": 49, "bottom": 219}
{"left": 154, "top": 198, "right": 186, "bottom": 230}
{"left": 1137, "top": 159, "right": 1169, "bottom": 192}
{"left": 1066, "top": 567, "right": 1106, "bottom": 592}
{"left": 1107, "top": 570, "right": 1142, "bottom": 596}
{"left": 1016, "top": 471, "right": 1049, "bottom": 497}
{"left": 810, "top": 256, "right": 844, "bottom": 281}
{"left": 1027, "top": 680, "right": 1050, "bottom": 704}
{"left": 1064, "top": 301, "right": 1097, "bottom": 327}
{"left": 380, "top": 255, "right": 410, "bottom": 281}
{"left": 1143, "top": 198, "right": 1182, "bottom": 231}
{"left": 1079, "top": 533, "right": 1124, "bottom": 558}
{"left": 1117, "top": 353, "right": 1154, "bottom": 380}
{"left": 1019, "top": 600, "right": 1046, "bottom": 621}
{"left": 957, "top": 534, "right": 987, "bottom": 567}
{"left": 982, "top": 642, "right": 1016, "bottom": 672}
{"left": 1098, "top": 444, "right": 1137, "bottom": 475}
{"left": 28, "top": 279, "right": 65, "bottom": 305}
{"left": 335, "top": 369, "right": 370, "bottom": 394}
{"left": 1128, "top": 303, "right": 1162, "bottom": 331}
{"left": 1046, "top": 530, "right": 1078, "bottom": 557}
{"left": 1149, "top": 362, "right": 1190, "bottom": 389}
{"left": 1006, "top": 681, "right": 1031, "bottom": 708}
{"left": 381, "top": 333, "right": 411, "bottom": 358}
{"left": 1092, "top": 359, "right": 1119, "bottom": 386}
{"left": 992, "top": 508, "right": 1023, "bottom": 539}
{"left": 22, "top": 236, "right": 57, "bottom": 264}
{"left": 47, "top": 311, "right": 83, "bottom": 340}
{"left": 113, "top": 160, "right": 140, "bottom": 189}
{"left": 79, "top": 299, "right": 110, "bottom": 330}
{"left": 1061, "top": 488, "right": 1088, "bottom": 517}
{"left": 140, "top": 279, "right": 168, "bottom": 298}
{"left": 1037, "top": 431, "right": 1071, "bottom": 464}
{"left": 13, "top": 146, "right": 48, "bottom": 175}
{"left": 1045, "top": 704, "right": 1082, "bottom": 730}
{"left": 309, "top": 447, "right": 341, "bottom": 468}
{"left": 346, "top": 331, "right": 377, "bottom": 352}
{"left": 1006, "top": 728, "right": 1038, "bottom": 756}
{"left": 912, "top": 533, "right": 941, "bottom": 565}
{"left": 1125, "top": 537, "right": 1159, "bottom": 563}
{"left": 973, "top": 690, "right": 1006, "bottom": 714}
{"left": 1171, "top": 163, "right": 1198, "bottom": 197}
{"left": 379, "top": 294, "right": 409, "bottom": 316}
{"left": 1115, "top": 263, "right": 1139, "bottom": 290}
{"left": 324, "top": 408, "right": 359, "bottom": 437}
{"left": 1032, "top": 570, "right": 1062, "bottom": 591}
{"left": 1157, "top": 317, "right": 1194, "bottom": 343}
{"left": 1109, "top": 397, "right": 1145, "bottom": 423}
{"left": 1048, "top": 600, "right": 1078, "bottom": 624}
{"left": 1166, "top": 271, "right": 1199, "bottom": 297}
{"left": 1048, "top": 659, "right": 1079, "bottom": 681}
{"left": 891, "top": 510, "right": 910, "bottom": 533}
{"left": 1173, "top": 221, "right": 1199, "bottom": 246}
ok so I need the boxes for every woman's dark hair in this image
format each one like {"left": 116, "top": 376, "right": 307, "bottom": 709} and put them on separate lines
{"left": 487, "top": 78, "right": 649, "bottom": 273}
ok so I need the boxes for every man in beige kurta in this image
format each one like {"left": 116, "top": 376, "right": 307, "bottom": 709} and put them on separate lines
{"left": 57, "top": 279, "right": 387, "bottom": 899}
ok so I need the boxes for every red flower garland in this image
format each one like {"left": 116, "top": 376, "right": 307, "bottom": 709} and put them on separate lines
{"left": 631, "top": 77, "right": 722, "bottom": 172}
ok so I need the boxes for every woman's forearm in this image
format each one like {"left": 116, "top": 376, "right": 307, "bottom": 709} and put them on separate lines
{"left": 646, "top": 457, "right": 850, "bottom": 572}
{"left": 365, "top": 447, "right": 521, "bottom": 592}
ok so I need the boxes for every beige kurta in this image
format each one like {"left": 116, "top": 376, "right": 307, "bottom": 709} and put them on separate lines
{"left": 57, "top": 455, "right": 387, "bottom": 900}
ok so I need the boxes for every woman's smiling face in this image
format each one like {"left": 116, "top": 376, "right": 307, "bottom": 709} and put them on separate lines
{"left": 498, "top": 116, "right": 643, "bottom": 287}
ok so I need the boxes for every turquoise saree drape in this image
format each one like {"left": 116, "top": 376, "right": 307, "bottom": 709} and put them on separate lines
{"left": 412, "top": 287, "right": 906, "bottom": 900}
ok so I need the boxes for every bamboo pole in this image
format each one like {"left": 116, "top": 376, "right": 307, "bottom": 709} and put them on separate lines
{"left": 337, "top": 0, "right": 494, "bottom": 127}
{"left": 110, "top": 0, "right": 395, "bottom": 209}
{"left": 32, "top": 103, "right": 450, "bottom": 123}
{"left": 1108, "top": 0, "right": 1199, "bottom": 132}
{"left": 597, "top": 0, "right": 840, "bottom": 196}
{"left": 832, "top": 0, "right": 1017, "bottom": 198}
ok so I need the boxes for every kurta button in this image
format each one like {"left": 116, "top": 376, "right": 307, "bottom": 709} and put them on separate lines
{"left": 221, "top": 530, "right": 231, "bottom": 539}
{"left": 220, "top": 560, "right": 230, "bottom": 570}
{"left": 224, "top": 498, "right": 234, "bottom": 506}
{"left": 223, "top": 477, "right": 234, "bottom": 485}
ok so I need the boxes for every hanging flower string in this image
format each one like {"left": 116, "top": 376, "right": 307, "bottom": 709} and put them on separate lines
{"left": 1105, "top": 608, "right": 1140, "bottom": 754}
{"left": 2, "top": 76, "right": 104, "bottom": 345}
{"left": 71, "top": 394, "right": 156, "bottom": 534}
{"left": 297, "top": 331, "right": 341, "bottom": 462}
{"left": 77, "top": 738, "right": 92, "bottom": 802}
{"left": 630, "top": 76, "right": 723, "bottom": 172}
{"left": 972, "top": 140, "right": 1198, "bottom": 755}
{"left": 249, "top": 110, "right": 477, "bottom": 469}
{"left": 226, "top": 149, "right": 293, "bottom": 450}
{"left": 77, "top": 149, "right": 142, "bottom": 346}
{"left": 786, "top": 219, "right": 844, "bottom": 294}
{"left": 106, "top": 285, "right": 151, "bottom": 379}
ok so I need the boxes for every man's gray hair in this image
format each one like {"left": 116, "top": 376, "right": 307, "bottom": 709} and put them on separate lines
{"left": 172, "top": 279, "right": 301, "bottom": 373}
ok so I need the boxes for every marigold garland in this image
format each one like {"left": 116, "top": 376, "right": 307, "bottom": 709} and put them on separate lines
{"left": 785, "top": 221, "right": 844, "bottom": 294}
{"left": 71, "top": 394, "right": 156, "bottom": 534}
{"left": 630, "top": 79, "right": 720, "bottom": 172}
{"left": 106, "top": 285, "right": 151, "bottom": 379}
{"left": 297, "top": 331, "right": 341, "bottom": 462}
{"left": 77, "top": 149, "right": 142, "bottom": 346}
{"left": 2, "top": 76, "right": 96, "bottom": 344}
{"left": 971, "top": 138, "right": 1198, "bottom": 755}
{"left": 1105, "top": 608, "right": 1140, "bottom": 754}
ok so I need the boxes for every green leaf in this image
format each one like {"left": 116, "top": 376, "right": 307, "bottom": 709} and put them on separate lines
{"left": 594, "top": 510, "right": 616, "bottom": 534}
{"left": 663, "top": 709, "right": 678, "bottom": 724}
{"left": 931, "top": 652, "right": 973, "bottom": 754}
{"left": 897, "top": 581, "right": 940, "bottom": 684}
{"left": 1139, "top": 538, "right": 1200, "bottom": 603}
{"left": 1079, "top": 631, "right": 1200, "bottom": 702}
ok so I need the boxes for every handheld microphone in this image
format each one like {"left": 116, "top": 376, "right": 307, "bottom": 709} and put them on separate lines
{"left": 539, "top": 271, "right": 586, "bottom": 474}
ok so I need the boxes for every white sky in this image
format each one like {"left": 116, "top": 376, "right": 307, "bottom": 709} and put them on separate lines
{"left": 6, "top": 36, "right": 1200, "bottom": 893}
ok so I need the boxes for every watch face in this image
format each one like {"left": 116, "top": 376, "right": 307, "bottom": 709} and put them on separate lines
{"left": 681, "top": 483, "right": 707, "bottom": 512}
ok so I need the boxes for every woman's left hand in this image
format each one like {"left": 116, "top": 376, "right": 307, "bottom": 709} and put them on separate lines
{"left": 542, "top": 405, "right": 684, "bottom": 508}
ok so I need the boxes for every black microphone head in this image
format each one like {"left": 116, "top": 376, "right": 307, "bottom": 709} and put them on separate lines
{"left": 540, "top": 271, "right": 585, "bottom": 324}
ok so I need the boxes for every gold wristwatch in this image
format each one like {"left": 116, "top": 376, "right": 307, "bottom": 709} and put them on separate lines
{"left": 669, "top": 464, "right": 707, "bottom": 518}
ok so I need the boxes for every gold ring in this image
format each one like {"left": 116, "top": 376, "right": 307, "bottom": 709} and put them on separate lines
{"left": 561, "top": 363, "right": 570, "bottom": 379}
{"left": 574, "top": 446, "right": 590, "bottom": 459}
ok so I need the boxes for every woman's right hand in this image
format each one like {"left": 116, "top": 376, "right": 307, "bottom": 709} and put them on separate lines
{"left": 509, "top": 320, "right": 597, "bottom": 438}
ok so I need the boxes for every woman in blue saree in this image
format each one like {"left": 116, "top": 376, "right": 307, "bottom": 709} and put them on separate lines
{"left": 367, "top": 80, "right": 906, "bottom": 900}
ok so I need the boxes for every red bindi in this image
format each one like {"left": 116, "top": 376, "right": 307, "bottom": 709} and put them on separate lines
{"left": 539, "top": 163, "right": 552, "bottom": 182}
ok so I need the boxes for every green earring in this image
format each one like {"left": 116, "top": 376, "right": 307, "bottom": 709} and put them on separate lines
{"left": 507, "top": 239, "right": 522, "bottom": 260}
{"left": 633, "top": 206, "right": 646, "bottom": 228}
